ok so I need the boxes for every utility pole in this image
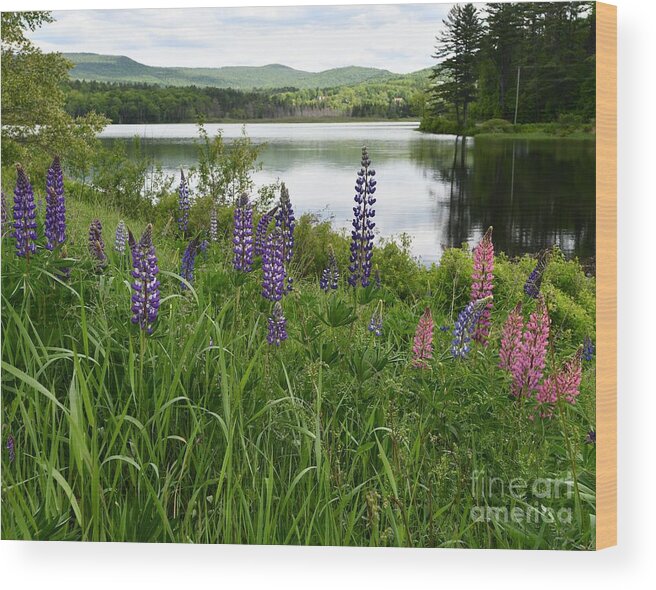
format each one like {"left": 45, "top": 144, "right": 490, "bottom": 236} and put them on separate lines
{"left": 513, "top": 66, "right": 521, "bottom": 125}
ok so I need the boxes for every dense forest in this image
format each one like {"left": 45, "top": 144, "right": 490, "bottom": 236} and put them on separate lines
{"left": 64, "top": 73, "right": 428, "bottom": 124}
{"left": 423, "top": 1, "right": 596, "bottom": 133}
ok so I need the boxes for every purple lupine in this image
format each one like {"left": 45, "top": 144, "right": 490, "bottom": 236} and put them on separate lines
{"left": 12, "top": 164, "right": 38, "bottom": 258}
{"left": 585, "top": 430, "right": 596, "bottom": 445}
{"left": 451, "top": 296, "right": 493, "bottom": 359}
{"left": 130, "top": 224, "right": 160, "bottom": 334}
{"left": 262, "top": 229, "right": 285, "bottom": 302}
{"left": 348, "top": 147, "right": 377, "bottom": 288}
{"left": 255, "top": 206, "right": 277, "bottom": 256}
{"left": 45, "top": 155, "right": 66, "bottom": 250}
{"left": 368, "top": 302, "right": 383, "bottom": 337}
{"left": 320, "top": 245, "right": 339, "bottom": 292}
{"left": 88, "top": 219, "right": 107, "bottom": 268}
{"left": 267, "top": 301, "right": 288, "bottom": 346}
{"left": 6, "top": 434, "right": 15, "bottom": 462}
{"left": 178, "top": 170, "right": 190, "bottom": 237}
{"left": 412, "top": 307, "right": 434, "bottom": 369}
{"left": 209, "top": 207, "right": 218, "bottom": 242}
{"left": 524, "top": 250, "right": 549, "bottom": 299}
{"left": 233, "top": 193, "right": 254, "bottom": 272}
{"left": 509, "top": 296, "right": 550, "bottom": 398}
{"left": 180, "top": 238, "right": 200, "bottom": 290}
{"left": 275, "top": 184, "right": 295, "bottom": 293}
{"left": 115, "top": 220, "right": 128, "bottom": 254}
{"left": 583, "top": 336, "right": 595, "bottom": 361}
{"left": 470, "top": 227, "right": 494, "bottom": 345}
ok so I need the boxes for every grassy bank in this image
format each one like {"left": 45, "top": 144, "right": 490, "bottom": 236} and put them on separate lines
{"left": 1, "top": 172, "right": 596, "bottom": 548}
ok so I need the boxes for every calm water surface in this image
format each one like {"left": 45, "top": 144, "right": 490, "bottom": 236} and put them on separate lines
{"left": 99, "top": 122, "right": 595, "bottom": 264}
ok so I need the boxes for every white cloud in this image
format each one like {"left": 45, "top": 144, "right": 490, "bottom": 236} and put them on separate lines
{"left": 27, "top": 3, "right": 458, "bottom": 73}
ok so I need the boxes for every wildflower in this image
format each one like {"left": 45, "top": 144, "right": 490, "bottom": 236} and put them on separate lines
{"left": 45, "top": 155, "right": 66, "bottom": 250}
{"left": 451, "top": 296, "right": 493, "bottom": 359}
{"left": 320, "top": 244, "right": 339, "bottom": 292}
{"left": 499, "top": 302, "right": 524, "bottom": 371}
{"left": 180, "top": 238, "right": 200, "bottom": 289}
{"left": 470, "top": 227, "right": 494, "bottom": 345}
{"left": 585, "top": 430, "right": 596, "bottom": 445}
{"left": 275, "top": 183, "right": 295, "bottom": 263}
{"left": 412, "top": 307, "right": 434, "bottom": 368}
{"left": 368, "top": 302, "right": 383, "bottom": 337}
{"left": 439, "top": 325, "right": 450, "bottom": 332}
{"left": 535, "top": 347, "right": 583, "bottom": 416}
{"left": 12, "top": 164, "right": 38, "bottom": 258}
{"left": 209, "top": 207, "right": 218, "bottom": 242}
{"left": 199, "top": 239, "right": 209, "bottom": 256}
{"left": 348, "top": 147, "right": 377, "bottom": 288}
{"left": 262, "top": 229, "right": 285, "bottom": 302}
{"left": 6, "top": 434, "right": 15, "bottom": 462}
{"left": 510, "top": 297, "right": 550, "bottom": 398}
{"left": 115, "top": 220, "right": 128, "bottom": 254}
{"left": 267, "top": 301, "right": 288, "bottom": 346}
{"left": 88, "top": 219, "right": 107, "bottom": 268}
{"left": 130, "top": 224, "right": 160, "bottom": 334}
{"left": 583, "top": 336, "right": 595, "bottom": 361}
{"left": 232, "top": 193, "right": 254, "bottom": 272}
{"left": 374, "top": 266, "right": 381, "bottom": 289}
{"left": 255, "top": 206, "right": 277, "bottom": 256}
{"left": 178, "top": 170, "right": 190, "bottom": 236}
{"left": 524, "top": 250, "right": 549, "bottom": 299}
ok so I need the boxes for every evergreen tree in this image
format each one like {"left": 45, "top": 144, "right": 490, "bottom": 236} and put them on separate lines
{"left": 429, "top": 3, "right": 483, "bottom": 133}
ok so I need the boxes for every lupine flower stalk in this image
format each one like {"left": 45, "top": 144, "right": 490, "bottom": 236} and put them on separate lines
{"left": 12, "top": 164, "right": 37, "bottom": 258}
{"left": 368, "top": 301, "right": 383, "bottom": 337}
{"left": 178, "top": 170, "right": 190, "bottom": 236}
{"left": 275, "top": 183, "right": 295, "bottom": 263}
{"left": 499, "top": 302, "right": 524, "bottom": 371}
{"left": 45, "top": 155, "right": 66, "bottom": 250}
{"left": 233, "top": 193, "right": 254, "bottom": 272}
{"left": 130, "top": 224, "right": 160, "bottom": 334}
{"left": 262, "top": 229, "right": 285, "bottom": 302}
{"left": 535, "top": 347, "right": 583, "bottom": 417}
{"left": 509, "top": 296, "right": 550, "bottom": 398}
{"left": 320, "top": 244, "right": 339, "bottom": 292}
{"left": 6, "top": 434, "right": 15, "bottom": 463}
{"left": 209, "top": 207, "right": 218, "bottom": 242}
{"left": 470, "top": 227, "right": 494, "bottom": 344}
{"left": 412, "top": 307, "right": 434, "bottom": 368}
{"left": 115, "top": 220, "right": 128, "bottom": 254}
{"left": 255, "top": 206, "right": 277, "bottom": 256}
{"left": 267, "top": 301, "right": 288, "bottom": 346}
{"left": 583, "top": 336, "right": 595, "bottom": 361}
{"left": 451, "top": 296, "right": 493, "bottom": 359}
{"left": 524, "top": 250, "right": 549, "bottom": 299}
{"left": 348, "top": 147, "right": 377, "bottom": 287}
{"left": 88, "top": 219, "right": 107, "bottom": 268}
{"left": 180, "top": 238, "right": 200, "bottom": 289}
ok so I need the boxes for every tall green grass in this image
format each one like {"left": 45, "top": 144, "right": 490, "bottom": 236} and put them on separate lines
{"left": 1, "top": 191, "right": 596, "bottom": 548}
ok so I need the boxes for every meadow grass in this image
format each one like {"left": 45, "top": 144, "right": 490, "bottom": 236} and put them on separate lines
{"left": 1, "top": 186, "right": 596, "bottom": 548}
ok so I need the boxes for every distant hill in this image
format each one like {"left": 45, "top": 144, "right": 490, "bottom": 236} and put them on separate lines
{"left": 63, "top": 53, "right": 401, "bottom": 90}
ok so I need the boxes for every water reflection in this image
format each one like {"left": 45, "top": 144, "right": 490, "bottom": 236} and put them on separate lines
{"left": 100, "top": 123, "right": 595, "bottom": 263}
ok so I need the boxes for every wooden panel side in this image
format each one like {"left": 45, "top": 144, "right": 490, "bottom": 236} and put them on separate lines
{"left": 595, "top": 1, "right": 617, "bottom": 551}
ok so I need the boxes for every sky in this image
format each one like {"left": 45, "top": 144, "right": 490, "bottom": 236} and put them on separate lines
{"left": 27, "top": 3, "right": 457, "bottom": 73}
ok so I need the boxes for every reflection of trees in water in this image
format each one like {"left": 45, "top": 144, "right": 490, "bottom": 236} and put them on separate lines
{"left": 409, "top": 137, "right": 595, "bottom": 258}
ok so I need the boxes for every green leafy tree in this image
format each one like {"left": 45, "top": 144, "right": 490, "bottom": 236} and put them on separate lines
{"left": 429, "top": 3, "right": 483, "bottom": 133}
{"left": 1, "top": 11, "right": 108, "bottom": 171}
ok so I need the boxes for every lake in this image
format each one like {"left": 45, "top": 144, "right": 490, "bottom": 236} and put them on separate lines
{"left": 99, "top": 122, "right": 595, "bottom": 264}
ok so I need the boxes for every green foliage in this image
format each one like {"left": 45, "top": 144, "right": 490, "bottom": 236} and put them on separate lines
{"left": 1, "top": 12, "right": 108, "bottom": 169}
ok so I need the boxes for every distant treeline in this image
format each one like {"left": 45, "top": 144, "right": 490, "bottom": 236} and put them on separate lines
{"left": 64, "top": 78, "right": 426, "bottom": 124}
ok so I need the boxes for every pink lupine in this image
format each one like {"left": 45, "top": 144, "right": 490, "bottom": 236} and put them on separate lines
{"left": 499, "top": 302, "right": 523, "bottom": 371}
{"left": 510, "top": 297, "right": 550, "bottom": 398}
{"left": 536, "top": 347, "right": 583, "bottom": 417}
{"left": 471, "top": 226, "right": 494, "bottom": 345}
{"left": 412, "top": 307, "right": 434, "bottom": 369}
